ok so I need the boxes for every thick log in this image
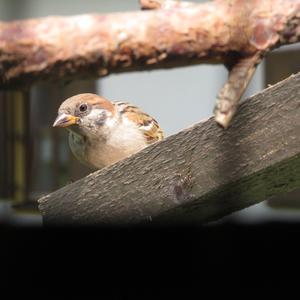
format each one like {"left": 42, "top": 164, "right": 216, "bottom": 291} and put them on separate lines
{"left": 1, "top": 0, "right": 300, "bottom": 89}
{"left": 38, "top": 72, "right": 300, "bottom": 225}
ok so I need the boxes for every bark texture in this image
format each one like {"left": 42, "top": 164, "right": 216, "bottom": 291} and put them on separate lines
{"left": 140, "top": 0, "right": 195, "bottom": 10}
{"left": 214, "top": 52, "right": 263, "bottom": 128}
{"left": 38, "top": 72, "right": 300, "bottom": 225}
{"left": 0, "top": 0, "right": 300, "bottom": 89}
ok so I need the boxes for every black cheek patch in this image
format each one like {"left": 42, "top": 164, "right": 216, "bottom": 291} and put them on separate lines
{"left": 95, "top": 112, "right": 107, "bottom": 126}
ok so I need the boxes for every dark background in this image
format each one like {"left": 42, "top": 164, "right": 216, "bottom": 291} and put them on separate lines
{"left": 2, "top": 223, "right": 300, "bottom": 297}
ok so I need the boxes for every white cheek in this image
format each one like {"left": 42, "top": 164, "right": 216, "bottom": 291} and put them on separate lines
{"left": 89, "top": 109, "right": 115, "bottom": 127}
{"left": 87, "top": 109, "right": 106, "bottom": 119}
{"left": 81, "top": 109, "right": 108, "bottom": 126}
{"left": 105, "top": 116, "right": 117, "bottom": 128}
{"left": 80, "top": 108, "right": 117, "bottom": 138}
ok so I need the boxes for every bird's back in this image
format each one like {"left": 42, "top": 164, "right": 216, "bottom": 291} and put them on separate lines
{"left": 114, "top": 101, "right": 164, "bottom": 144}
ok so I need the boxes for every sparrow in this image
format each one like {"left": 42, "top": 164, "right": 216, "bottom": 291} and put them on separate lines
{"left": 53, "top": 93, "right": 164, "bottom": 170}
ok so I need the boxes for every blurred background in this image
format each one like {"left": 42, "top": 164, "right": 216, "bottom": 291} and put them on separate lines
{"left": 1, "top": 0, "right": 300, "bottom": 226}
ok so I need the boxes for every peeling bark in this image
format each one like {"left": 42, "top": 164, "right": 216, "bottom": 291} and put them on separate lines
{"left": 38, "top": 72, "right": 300, "bottom": 225}
{"left": 140, "top": 0, "right": 195, "bottom": 10}
{"left": 0, "top": 0, "right": 300, "bottom": 90}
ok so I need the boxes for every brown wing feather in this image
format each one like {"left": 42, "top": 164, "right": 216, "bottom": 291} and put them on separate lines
{"left": 114, "top": 101, "right": 164, "bottom": 144}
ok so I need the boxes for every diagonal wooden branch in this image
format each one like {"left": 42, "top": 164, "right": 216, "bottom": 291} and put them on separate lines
{"left": 214, "top": 52, "right": 264, "bottom": 128}
{"left": 38, "top": 72, "right": 300, "bottom": 225}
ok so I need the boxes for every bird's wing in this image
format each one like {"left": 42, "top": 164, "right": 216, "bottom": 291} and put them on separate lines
{"left": 114, "top": 101, "right": 164, "bottom": 144}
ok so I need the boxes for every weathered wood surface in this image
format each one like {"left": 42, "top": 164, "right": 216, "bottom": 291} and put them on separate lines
{"left": 1, "top": 0, "right": 300, "bottom": 89}
{"left": 38, "top": 72, "right": 300, "bottom": 225}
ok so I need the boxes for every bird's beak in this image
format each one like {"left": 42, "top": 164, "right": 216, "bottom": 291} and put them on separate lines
{"left": 53, "top": 113, "right": 80, "bottom": 128}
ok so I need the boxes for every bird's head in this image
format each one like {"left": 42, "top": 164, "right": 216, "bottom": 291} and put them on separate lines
{"left": 53, "top": 93, "right": 117, "bottom": 138}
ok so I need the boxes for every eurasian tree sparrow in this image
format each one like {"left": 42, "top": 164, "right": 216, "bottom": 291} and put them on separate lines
{"left": 53, "top": 93, "right": 164, "bottom": 170}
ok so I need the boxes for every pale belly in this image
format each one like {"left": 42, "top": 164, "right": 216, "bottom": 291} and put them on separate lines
{"left": 68, "top": 131, "right": 147, "bottom": 170}
{"left": 86, "top": 141, "right": 145, "bottom": 169}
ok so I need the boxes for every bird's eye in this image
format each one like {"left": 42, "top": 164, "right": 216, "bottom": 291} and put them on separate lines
{"left": 79, "top": 103, "right": 88, "bottom": 112}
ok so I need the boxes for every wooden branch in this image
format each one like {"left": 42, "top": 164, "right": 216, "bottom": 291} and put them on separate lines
{"left": 140, "top": 0, "right": 299, "bottom": 127}
{"left": 140, "top": 0, "right": 195, "bottom": 10}
{"left": 38, "top": 72, "right": 300, "bottom": 225}
{"left": 1, "top": 0, "right": 300, "bottom": 91}
{"left": 214, "top": 52, "right": 263, "bottom": 128}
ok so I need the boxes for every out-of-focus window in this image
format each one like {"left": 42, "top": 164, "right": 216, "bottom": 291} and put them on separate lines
{"left": 0, "top": 80, "right": 95, "bottom": 212}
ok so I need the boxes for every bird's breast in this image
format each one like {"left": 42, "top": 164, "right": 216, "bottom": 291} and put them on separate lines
{"left": 68, "top": 132, "right": 94, "bottom": 168}
{"left": 86, "top": 129, "right": 147, "bottom": 169}
{"left": 69, "top": 121, "right": 147, "bottom": 170}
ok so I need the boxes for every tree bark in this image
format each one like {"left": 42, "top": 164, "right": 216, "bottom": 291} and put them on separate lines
{"left": 0, "top": 0, "right": 300, "bottom": 89}
{"left": 140, "top": 0, "right": 195, "bottom": 10}
{"left": 38, "top": 72, "right": 300, "bottom": 225}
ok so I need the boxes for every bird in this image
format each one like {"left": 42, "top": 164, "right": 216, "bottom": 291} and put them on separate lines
{"left": 53, "top": 93, "right": 164, "bottom": 170}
